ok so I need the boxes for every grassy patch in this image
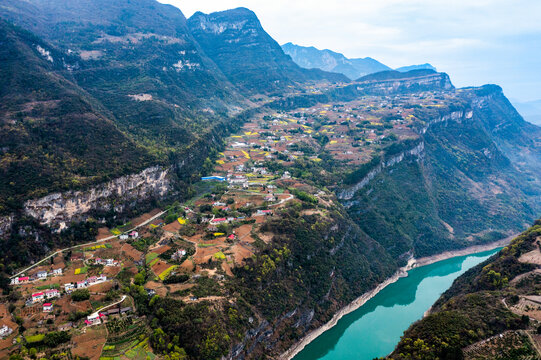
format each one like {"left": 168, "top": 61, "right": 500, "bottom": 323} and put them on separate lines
{"left": 214, "top": 251, "right": 226, "bottom": 260}
{"left": 145, "top": 252, "right": 158, "bottom": 264}
{"left": 74, "top": 266, "right": 88, "bottom": 275}
{"left": 197, "top": 243, "right": 216, "bottom": 248}
{"left": 149, "top": 258, "right": 159, "bottom": 267}
{"left": 25, "top": 334, "right": 45, "bottom": 343}
{"left": 85, "top": 244, "right": 107, "bottom": 251}
{"left": 36, "top": 283, "right": 60, "bottom": 290}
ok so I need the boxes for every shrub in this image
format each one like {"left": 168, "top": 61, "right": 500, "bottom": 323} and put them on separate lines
{"left": 71, "top": 289, "right": 90, "bottom": 302}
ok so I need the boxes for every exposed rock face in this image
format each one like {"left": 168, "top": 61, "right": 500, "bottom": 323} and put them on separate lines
{"left": 338, "top": 141, "right": 426, "bottom": 201}
{"left": 338, "top": 109, "right": 472, "bottom": 201}
{"left": 24, "top": 166, "right": 171, "bottom": 230}
{"left": 187, "top": 8, "right": 347, "bottom": 94}
{"left": 0, "top": 215, "right": 14, "bottom": 239}
{"left": 356, "top": 70, "right": 454, "bottom": 95}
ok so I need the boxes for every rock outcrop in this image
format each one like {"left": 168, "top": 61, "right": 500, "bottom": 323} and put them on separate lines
{"left": 24, "top": 166, "right": 171, "bottom": 230}
{"left": 338, "top": 109, "right": 472, "bottom": 201}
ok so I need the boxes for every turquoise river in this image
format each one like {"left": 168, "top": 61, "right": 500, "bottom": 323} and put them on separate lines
{"left": 293, "top": 248, "right": 500, "bottom": 360}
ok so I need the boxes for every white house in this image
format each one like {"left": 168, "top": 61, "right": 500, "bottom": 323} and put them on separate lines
{"left": 10, "top": 276, "right": 28, "bottom": 285}
{"left": 64, "top": 283, "right": 75, "bottom": 293}
{"left": 43, "top": 303, "right": 53, "bottom": 312}
{"left": 119, "top": 234, "right": 129, "bottom": 240}
{"left": 171, "top": 249, "right": 187, "bottom": 261}
{"left": 87, "top": 275, "right": 107, "bottom": 286}
{"left": 85, "top": 313, "right": 101, "bottom": 326}
{"left": 0, "top": 325, "right": 12, "bottom": 338}
{"left": 76, "top": 280, "right": 88, "bottom": 289}
{"left": 95, "top": 258, "right": 118, "bottom": 266}
{"left": 45, "top": 289, "right": 60, "bottom": 299}
{"left": 36, "top": 271, "right": 48, "bottom": 279}
{"left": 52, "top": 268, "right": 63, "bottom": 276}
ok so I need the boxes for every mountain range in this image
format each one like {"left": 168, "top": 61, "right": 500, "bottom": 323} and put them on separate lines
{"left": 0, "top": 1, "right": 539, "bottom": 359}
{"left": 281, "top": 42, "right": 436, "bottom": 80}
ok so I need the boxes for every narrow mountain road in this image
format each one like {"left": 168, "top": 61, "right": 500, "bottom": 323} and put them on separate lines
{"left": 11, "top": 210, "right": 166, "bottom": 279}
{"left": 89, "top": 295, "right": 127, "bottom": 318}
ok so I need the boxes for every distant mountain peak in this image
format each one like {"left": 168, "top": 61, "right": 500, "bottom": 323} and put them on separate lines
{"left": 282, "top": 42, "right": 439, "bottom": 80}
{"left": 281, "top": 42, "right": 390, "bottom": 80}
{"left": 395, "top": 63, "right": 437, "bottom": 72}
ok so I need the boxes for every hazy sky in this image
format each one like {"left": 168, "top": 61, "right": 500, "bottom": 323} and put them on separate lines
{"left": 160, "top": 0, "right": 541, "bottom": 102}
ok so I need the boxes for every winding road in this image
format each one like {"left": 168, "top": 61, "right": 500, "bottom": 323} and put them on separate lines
{"left": 11, "top": 210, "right": 166, "bottom": 279}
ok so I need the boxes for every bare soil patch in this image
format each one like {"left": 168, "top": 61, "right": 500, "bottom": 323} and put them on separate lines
{"left": 71, "top": 326, "right": 107, "bottom": 360}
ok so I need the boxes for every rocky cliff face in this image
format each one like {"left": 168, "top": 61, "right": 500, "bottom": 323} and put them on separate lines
{"left": 338, "top": 141, "right": 426, "bottom": 201}
{"left": 338, "top": 109, "right": 472, "bottom": 201}
{"left": 187, "top": 8, "right": 347, "bottom": 94}
{"left": 24, "top": 166, "right": 171, "bottom": 230}
{"left": 356, "top": 70, "right": 454, "bottom": 95}
{"left": 344, "top": 90, "right": 540, "bottom": 260}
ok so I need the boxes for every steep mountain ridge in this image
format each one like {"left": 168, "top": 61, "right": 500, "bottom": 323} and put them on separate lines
{"left": 0, "top": 0, "right": 248, "bottom": 151}
{"left": 281, "top": 42, "right": 390, "bottom": 80}
{"left": 395, "top": 63, "right": 436, "bottom": 72}
{"left": 187, "top": 9, "right": 348, "bottom": 95}
{"left": 282, "top": 42, "right": 437, "bottom": 79}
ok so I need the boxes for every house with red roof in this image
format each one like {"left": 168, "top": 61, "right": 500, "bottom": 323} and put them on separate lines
{"left": 10, "top": 276, "right": 29, "bottom": 285}
{"left": 31, "top": 292, "right": 45, "bottom": 303}
{"left": 43, "top": 303, "right": 53, "bottom": 312}
{"left": 210, "top": 217, "right": 228, "bottom": 224}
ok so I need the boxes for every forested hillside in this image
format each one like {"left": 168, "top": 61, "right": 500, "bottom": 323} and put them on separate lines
{"left": 0, "top": 20, "right": 154, "bottom": 212}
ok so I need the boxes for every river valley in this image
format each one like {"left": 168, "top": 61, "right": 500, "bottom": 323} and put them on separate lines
{"left": 293, "top": 249, "right": 501, "bottom": 360}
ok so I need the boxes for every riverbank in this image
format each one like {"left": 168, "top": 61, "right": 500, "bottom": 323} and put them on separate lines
{"left": 409, "top": 235, "right": 513, "bottom": 269}
{"left": 280, "top": 237, "right": 512, "bottom": 360}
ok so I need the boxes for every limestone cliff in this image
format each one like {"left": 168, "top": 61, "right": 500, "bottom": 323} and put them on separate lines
{"left": 24, "top": 166, "right": 171, "bottom": 230}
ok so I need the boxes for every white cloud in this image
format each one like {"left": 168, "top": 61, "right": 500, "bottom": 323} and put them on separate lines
{"left": 161, "top": 0, "right": 541, "bottom": 101}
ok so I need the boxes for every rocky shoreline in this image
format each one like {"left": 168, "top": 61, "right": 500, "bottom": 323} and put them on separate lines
{"left": 280, "top": 237, "right": 512, "bottom": 360}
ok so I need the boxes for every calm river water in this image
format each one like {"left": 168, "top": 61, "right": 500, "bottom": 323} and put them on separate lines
{"left": 293, "top": 249, "right": 500, "bottom": 360}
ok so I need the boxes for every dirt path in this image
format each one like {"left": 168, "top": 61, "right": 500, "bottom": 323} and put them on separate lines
{"left": 11, "top": 211, "right": 166, "bottom": 278}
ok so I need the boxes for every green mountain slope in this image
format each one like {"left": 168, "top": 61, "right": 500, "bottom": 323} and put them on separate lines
{"left": 0, "top": 20, "right": 154, "bottom": 211}
{"left": 187, "top": 8, "right": 348, "bottom": 95}
{"left": 345, "top": 86, "right": 541, "bottom": 261}
{"left": 0, "top": 0, "right": 247, "bottom": 153}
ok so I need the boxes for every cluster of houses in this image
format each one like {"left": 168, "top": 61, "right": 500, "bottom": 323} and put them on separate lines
{"left": 64, "top": 275, "right": 108, "bottom": 293}
{"left": 10, "top": 268, "right": 63, "bottom": 285}
{"left": 94, "top": 258, "right": 119, "bottom": 266}
{"left": 85, "top": 307, "right": 132, "bottom": 326}
{"left": 30, "top": 288, "right": 60, "bottom": 304}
